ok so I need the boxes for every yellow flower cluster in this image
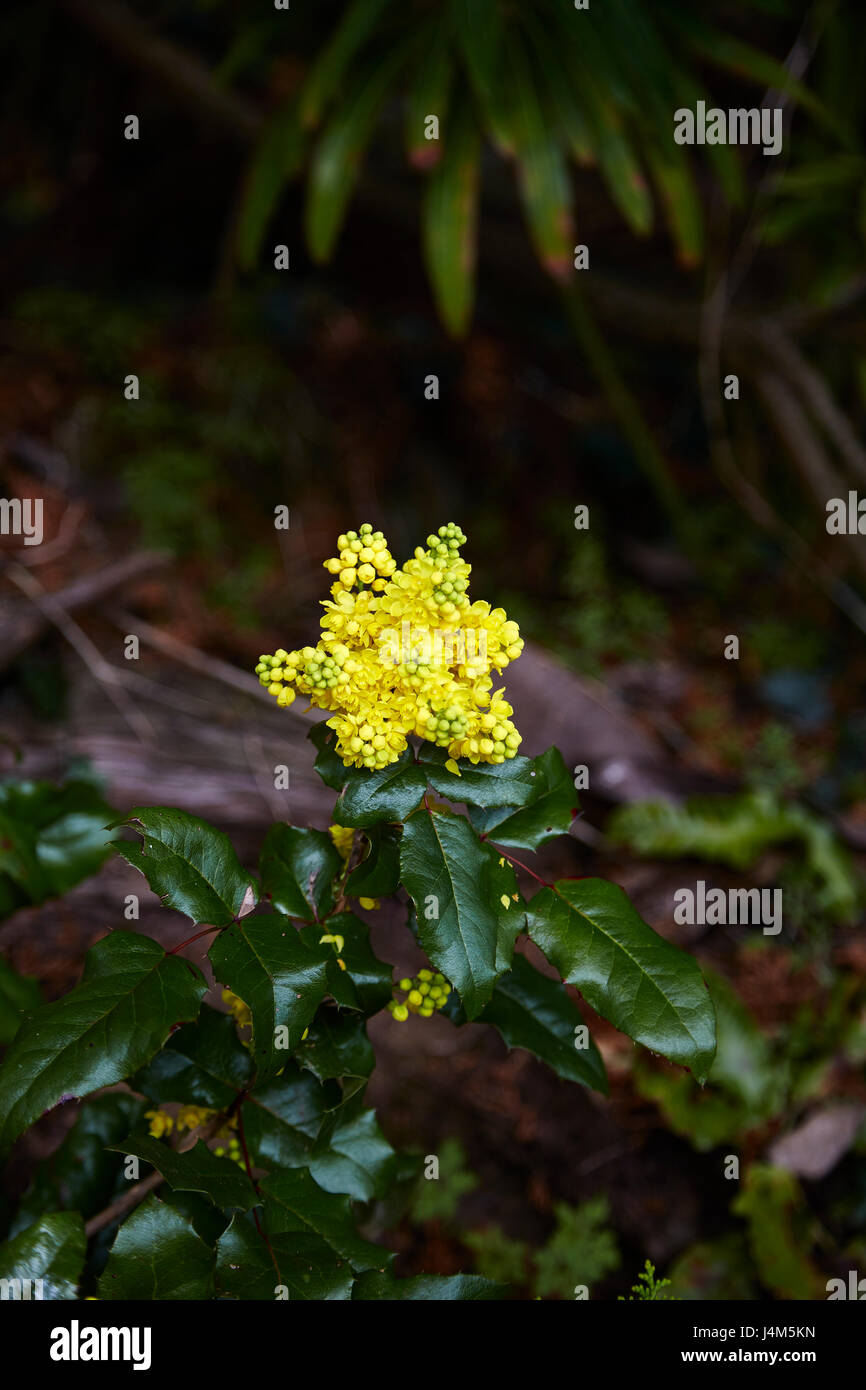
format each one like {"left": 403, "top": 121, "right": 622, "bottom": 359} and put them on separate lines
{"left": 387, "top": 969, "right": 451, "bottom": 1022}
{"left": 144, "top": 1105, "right": 245, "bottom": 1166}
{"left": 255, "top": 523, "right": 524, "bottom": 769}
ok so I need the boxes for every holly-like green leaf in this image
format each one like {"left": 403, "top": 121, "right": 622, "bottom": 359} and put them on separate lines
{"left": 333, "top": 747, "right": 427, "bottom": 828}
{"left": 308, "top": 721, "right": 349, "bottom": 791}
{"left": 158, "top": 1189, "right": 228, "bottom": 1247}
{"left": 111, "top": 1137, "right": 258, "bottom": 1212}
{"left": 300, "top": 913, "right": 394, "bottom": 1016}
{"left": 259, "top": 824, "right": 341, "bottom": 920}
{"left": 216, "top": 1215, "right": 353, "bottom": 1300}
{"left": 209, "top": 916, "right": 332, "bottom": 1083}
{"left": 417, "top": 744, "right": 537, "bottom": 809}
{"left": 0, "top": 932, "right": 206, "bottom": 1152}
{"left": 346, "top": 826, "right": 400, "bottom": 898}
{"left": 0, "top": 1212, "right": 85, "bottom": 1300}
{"left": 99, "top": 1195, "right": 214, "bottom": 1300}
{"left": 353, "top": 1269, "right": 505, "bottom": 1300}
{"left": 11, "top": 1093, "right": 147, "bottom": 1235}
{"left": 261, "top": 1168, "right": 386, "bottom": 1273}
{"left": 470, "top": 747, "right": 576, "bottom": 849}
{"left": 400, "top": 809, "right": 500, "bottom": 1018}
{"left": 113, "top": 807, "right": 257, "bottom": 926}
{"left": 132, "top": 1003, "right": 252, "bottom": 1110}
{"left": 422, "top": 91, "right": 480, "bottom": 337}
{"left": 242, "top": 1064, "right": 333, "bottom": 1174}
{"left": 311, "top": 1106, "right": 396, "bottom": 1202}
{"left": 527, "top": 879, "right": 716, "bottom": 1082}
{"left": 295, "top": 1010, "right": 374, "bottom": 1084}
{"left": 478, "top": 952, "right": 608, "bottom": 1093}
{"left": 0, "top": 956, "right": 42, "bottom": 1045}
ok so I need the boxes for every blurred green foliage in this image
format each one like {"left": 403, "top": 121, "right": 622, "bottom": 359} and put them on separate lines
{"left": 409, "top": 1137, "right": 478, "bottom": 1223}
{"left": 0, "top": 777, "right": 115, "bottom": 922}
{"left": 609, "top": 789, "right": 860, "bottom": 925}
{"left": 229, "top": 0, "right": 836, "bottom": 333}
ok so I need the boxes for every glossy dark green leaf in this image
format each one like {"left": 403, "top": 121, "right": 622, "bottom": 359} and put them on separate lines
{"left": 98, "top": 1195, "right": 214, "bottom": 1300}
{"left": 417, "top": 744, "right": 537, "bottom": 808}
{"left": 0, "top": 956, "right": 42, "bottom": 1045}
{"left": 158, "top": 1189, "right": 228, "bottom": 1246}
{"left": 527, "top": 878, "right": 716, "bottom": 1082}
{"left": 261, "top": 1168, "right": 386, "bottom": 1273}
{"left": 295, "top": 1010, "right": 374, "bottom": 1084}
{"left": 493, "top": 853, "right": 525, "bottom": 974}
{"left": 0, "top": 932, "right": 206, "bottom": 1152}
{"left": 308, "top": 721, "right": 349, "bottom": 792}
{"left": 399, "top": 809, "right": 500, "bottom": 1018}
{"left": 113, "top": 807, "right": 257, "bottom": 926}
{"left": 470, "top": 746, "right": 575, "bottom": 850}
{"left": 422, "top": 91, "right": 480, "bottom": 337}
{"left": 300, "top": 913, "right": 394, "bottom": 1016}
{"left": 353, "top": 1269, "right": 505, "bottom": 1300}
{"left": 216, "top": 1215, "right": 353, "bottom": 1300}
{"left": 132, "top": 1003, "right": 252, "bottom": 1110}
{"left": 477, "top": 952, "right": 608, "bottom": 1093}
{"left": 209, "top": 916, "right": 331, "bottom": 1083}
{"left": 110, "top": 1137, "right": 258, "bottom": 1212}
{"left": 11, "top": 1093, "right": 147, "bottom": 1235}
{"left": 346, "top": 826, "right": 401, "bottom": 898}
{"left": 0, "top": 1212, "right": 84, "bottom": 1300}
{"left": 259, "top": 824, "right": 341, "bottom": 920}
{"left": 242, "top": 1064, "right": 332, "bottom": 1174}
{"left": 332, "top": 747, "right": 427, "bottom": 828}
{"left": 311, "top": 1106, "right": 396, "bottom": 1202}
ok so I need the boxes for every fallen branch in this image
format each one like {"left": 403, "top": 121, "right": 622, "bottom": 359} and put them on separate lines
{"left": 0, "top": 549, "right": 168, "bottom": 670}
{"left": 3, "top": 561, "right": 154, "bottom": 741}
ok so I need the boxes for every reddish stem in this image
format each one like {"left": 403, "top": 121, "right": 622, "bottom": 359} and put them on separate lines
{"left": 488, "top": 844, "right": 551, "bottom": 888}
{"left": 168, "top": 924, "right": 223, "bottom": 955}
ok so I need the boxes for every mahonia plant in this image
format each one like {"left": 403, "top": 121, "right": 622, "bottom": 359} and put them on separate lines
{"left": 0, "top": 524, "right": 715, "bottom": 1302}
{"left": 255, "top": 522, "right": 524, "bottom": 769}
